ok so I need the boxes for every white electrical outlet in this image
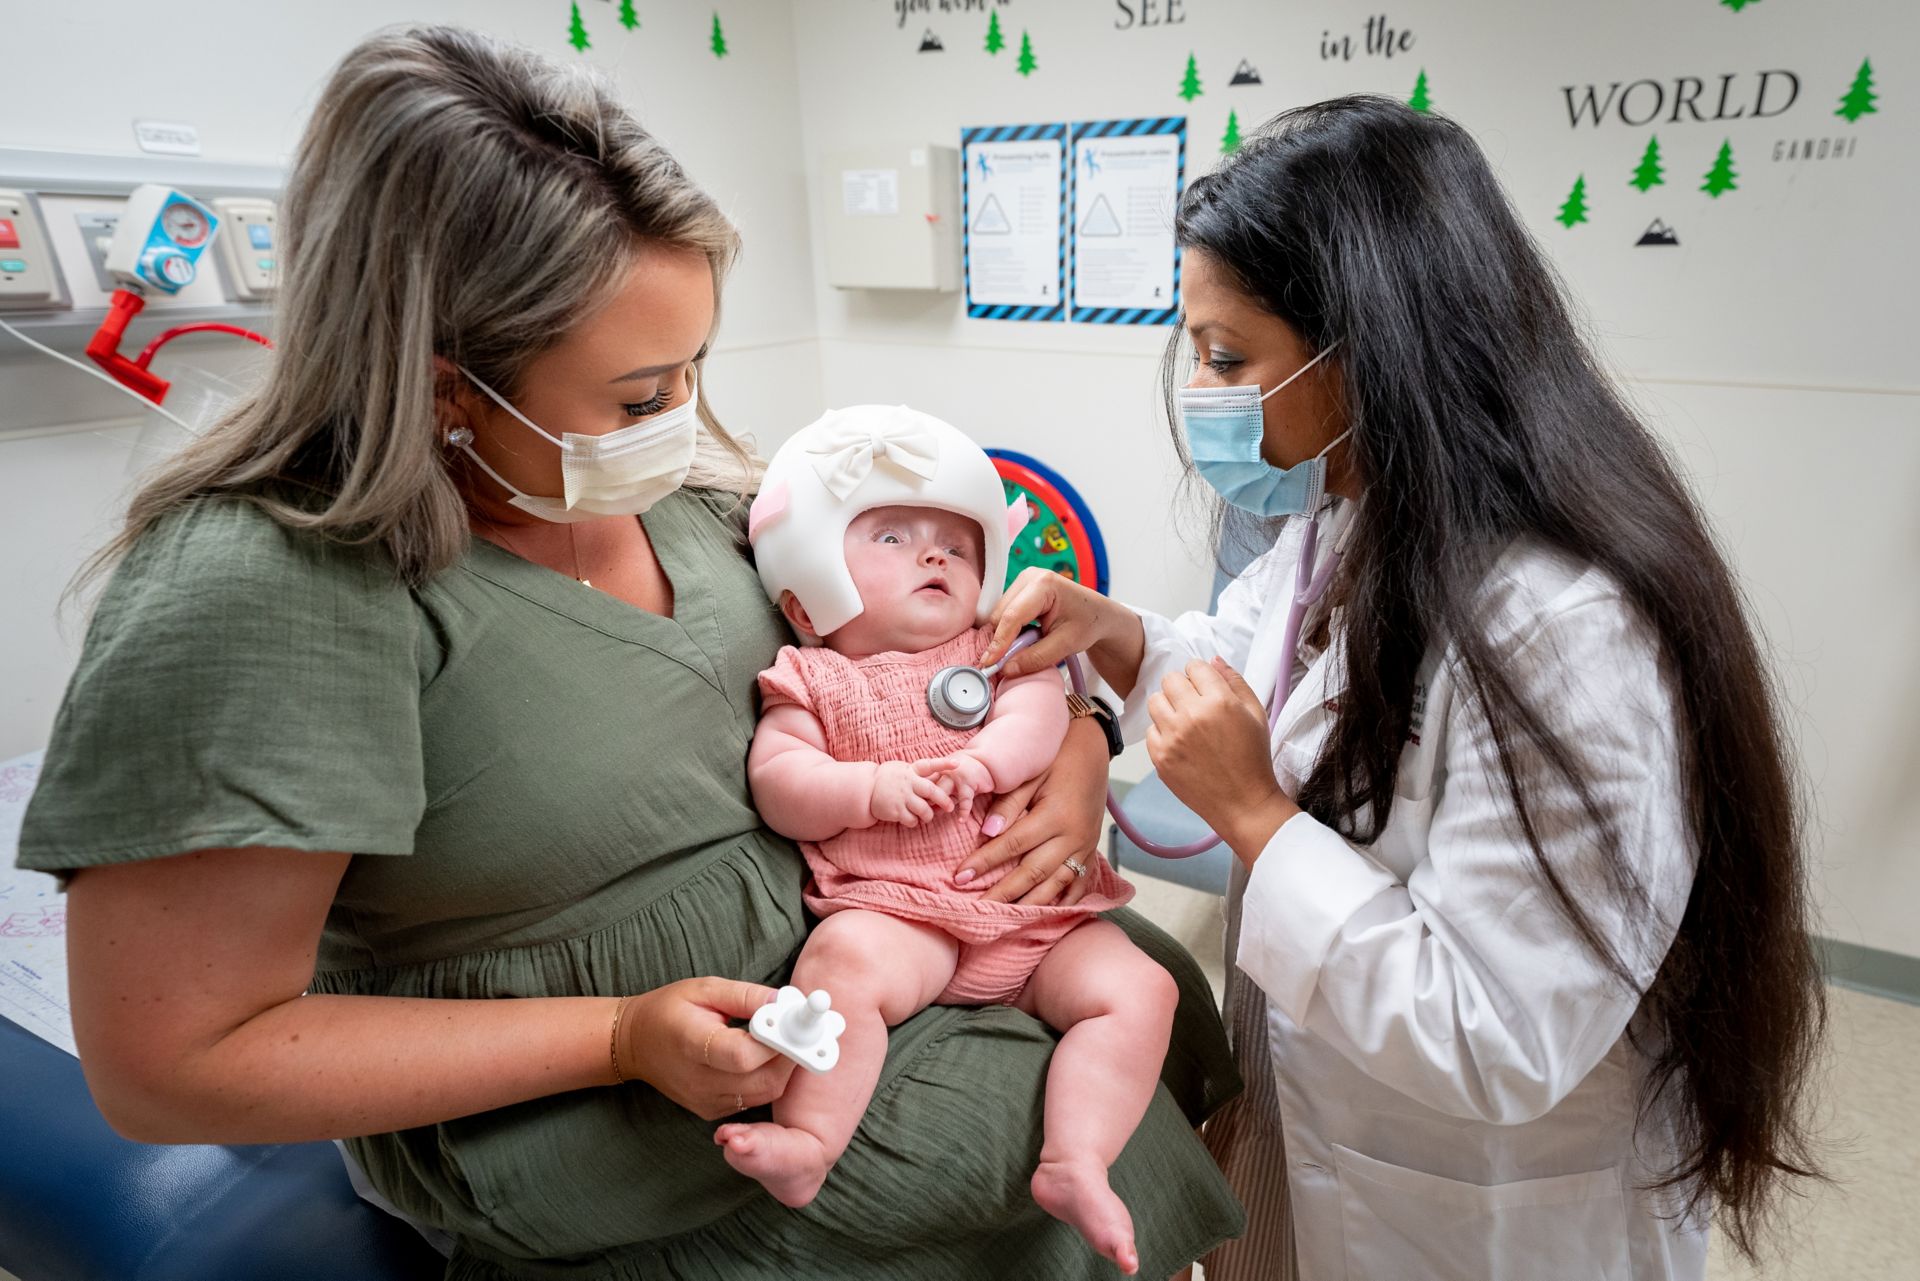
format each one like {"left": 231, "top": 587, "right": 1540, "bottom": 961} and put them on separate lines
{"left": 0, "top": 189, "right": 68, "bottom": 309}
{"left": 210, "top": 197, "right": 278, "bottom": 302}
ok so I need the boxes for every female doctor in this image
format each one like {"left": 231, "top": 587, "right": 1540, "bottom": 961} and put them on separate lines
{"left": 976, "top": 97, "right": 1826, "bottom": 1280}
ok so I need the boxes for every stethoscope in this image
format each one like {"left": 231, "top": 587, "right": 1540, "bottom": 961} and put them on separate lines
{"left": 928, "top": 517, "right": 1344, "bottom": 859}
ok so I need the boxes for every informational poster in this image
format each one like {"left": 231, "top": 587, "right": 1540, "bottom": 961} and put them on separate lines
{"left": 1069, "top": 118, "right": 1185, "bottom": 325}
{"left": 961, "top": 123, "right": 1068, "bottom": 321}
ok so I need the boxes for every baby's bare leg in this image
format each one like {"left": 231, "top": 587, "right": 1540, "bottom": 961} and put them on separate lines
{"left": 715, "top": 910, "right": 958, "bottom": 1208}
{"left": 1014, "top": 919, "right": 1179, "bottom": 1277}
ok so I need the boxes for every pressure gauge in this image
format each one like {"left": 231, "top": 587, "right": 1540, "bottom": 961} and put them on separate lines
{"left": 161, "top": 202, "right": 211, "bottom": 248}
{"left": 140, "top": 247, "right": 196, "bottom": 289}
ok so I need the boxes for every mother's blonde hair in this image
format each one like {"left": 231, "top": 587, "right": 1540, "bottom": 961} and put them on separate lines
{"left": 92, "top": 24, "right": 756, "bottom": 588}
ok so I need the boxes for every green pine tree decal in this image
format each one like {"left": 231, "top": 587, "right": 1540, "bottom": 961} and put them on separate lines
{"left": 618, "top": 0, "right": 638, "bottom": 32}
{"left": 985, "top": 11, "right": 1005, "bottom": 55}
{"left": 1556, "top": 175, "right": 1589, "bottom": 228}
{"left": 710, "top": 12, "right": 728, "bottom": 59}
{"left": 567, "top": 2, "right": 590, "bottom": 53}
{"left": 1408, "top": 69, "right": 1432, "bottom": 113}
{"left": 1016, "top": 31, "right": 1036, "bottom": 77}
{"left": 1837, "top": 58, "right": 1878, "bottom": 123}
{"left": 1630, "top": 136, "right": 1665, "bottom": 191}
{"left": 1721, "top": 0, "right": 1760, "bottom": 12}
{"left": 1221, "top": 110, "right": 1243, "bottom": 155}
{"left": 1179, "top": 53, "right": 1203, "bottom": 102}
{"left": 1701, "top": 140, "right": 1738, "bottom": 197}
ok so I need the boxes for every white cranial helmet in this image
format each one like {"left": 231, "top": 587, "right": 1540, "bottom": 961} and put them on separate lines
{"left": 748, "top": 405, "right": 1030, "bottom": 638}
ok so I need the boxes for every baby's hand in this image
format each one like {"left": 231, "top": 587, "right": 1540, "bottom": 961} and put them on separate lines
{"left": 914, "top": 754, "right": 996, "bottom": 814}
{"left": 870, "top": 760, "right": 955, "bottom": 828}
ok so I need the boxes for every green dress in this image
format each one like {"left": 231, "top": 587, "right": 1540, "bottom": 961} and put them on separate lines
{"left": 19, "top": 487, "right": 1244, "bottom": 1280}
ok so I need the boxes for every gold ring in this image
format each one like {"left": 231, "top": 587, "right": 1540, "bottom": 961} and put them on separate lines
{"left": 1063, "top": 857, "right": 1086, "bottom": 878}
{"left": 702, "top": 1026, "right": 722, "bottom": 1068}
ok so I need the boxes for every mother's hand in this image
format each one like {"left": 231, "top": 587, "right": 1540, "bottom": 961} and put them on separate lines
{"left": 952, "top": 718, "right": 1111, "bottom": 906}
{"left": 615, "top": 977, "right": 796, "bottom": 1120}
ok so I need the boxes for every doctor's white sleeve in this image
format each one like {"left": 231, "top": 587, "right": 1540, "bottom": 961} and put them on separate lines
{"left": 1235, "top": 589, "right": 1698, "bottom": 1126}
{"left": 1108, "top": 544, "right": 1284, "bottom": 743}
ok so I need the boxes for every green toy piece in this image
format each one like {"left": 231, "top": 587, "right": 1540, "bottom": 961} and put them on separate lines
{"left": 1221, "top": 110, "right": 1242, "bottom": 155}
{"left": 1837, "top": 58, "right": 1878, "bottom": 123}
{"left": 985, "top": 11, "right": 1005, "bottom": 56}
{"left": 1179, "top": 53, "right": 1203, "bottom": 102}
{"left": 618, "top": 0, "right": 638, "bottom": 32}
{"left": 1630, "top": 136, "right": 1665, "bottom": 192}
{"left": 711, "top": 12, "right": 728, "bottom": 59}
{"left": 1556, "top": 175, "right": 1589, "bottom": 229}
{"left": 1017, "top": 31, "right": 1036, "bottom": 77}
{"left": 1721, "top": 0, "right": 1760, "bottom": 12}
{"left": 1701, "top": 141, "right": 1738, "bottom": 197}
{"left": 1408, "top": 69, "right": 1432, "bottom": 113}
{"left": 567, "top": 2, "right": 590, "bottom": 53}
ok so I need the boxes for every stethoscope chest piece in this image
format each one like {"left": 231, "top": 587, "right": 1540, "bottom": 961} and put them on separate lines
{"left": 927, "top": 665, "right": 993, "bottom": 730}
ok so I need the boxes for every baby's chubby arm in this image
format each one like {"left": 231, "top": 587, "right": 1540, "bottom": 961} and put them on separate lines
{"left": 925, "top": 667, "right": 1070, "bottom": 800}
{"left": 749, "top": 704, "right": 954, "bottom": 837}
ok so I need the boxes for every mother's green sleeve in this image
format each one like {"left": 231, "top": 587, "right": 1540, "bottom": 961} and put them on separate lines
{"left": 18, "top": 498, "right": 426, "bottom": 877}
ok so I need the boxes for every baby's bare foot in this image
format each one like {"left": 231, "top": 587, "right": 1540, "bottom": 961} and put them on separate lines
{"left": 713, "top": 1122, "right": 831, "bottom": 1208}
{"left": 1032, "top": 1158, "right": 1139, "bottom": 1275}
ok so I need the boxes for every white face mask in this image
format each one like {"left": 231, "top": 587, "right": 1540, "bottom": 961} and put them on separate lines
{"left": 453, "top": 366, "right": 699, "bottom": 523}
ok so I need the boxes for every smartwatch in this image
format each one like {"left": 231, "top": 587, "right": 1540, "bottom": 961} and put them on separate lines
{"left": 1067, "top": 692, "right": 1125, "bottom": 759}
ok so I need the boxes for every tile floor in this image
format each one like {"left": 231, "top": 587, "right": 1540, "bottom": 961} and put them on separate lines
{"left": 1125, "top": 872, "right": 1920, "bottom": 1281}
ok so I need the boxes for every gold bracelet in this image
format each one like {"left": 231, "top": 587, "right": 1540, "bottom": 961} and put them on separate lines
{"left": 609, "top": 998, "right": 629, "bottom": 1085}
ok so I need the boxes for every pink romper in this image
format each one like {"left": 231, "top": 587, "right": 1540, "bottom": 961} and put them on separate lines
{"left": 757, "top": 625, "right": 1134, "bottom": 1005}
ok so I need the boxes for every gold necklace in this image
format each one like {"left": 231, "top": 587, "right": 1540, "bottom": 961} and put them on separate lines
{"left": 481, "top": 516, "right": 592, "bottom": 587}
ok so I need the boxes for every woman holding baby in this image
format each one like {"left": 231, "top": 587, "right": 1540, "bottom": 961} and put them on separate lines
{"left": 20, "top": 25, "right": 1239, "bottom": 1281}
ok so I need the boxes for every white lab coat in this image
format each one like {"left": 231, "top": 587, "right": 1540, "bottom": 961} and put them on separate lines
{"left": 1117, "top": 501, "right": 1708, "bottom": 1281}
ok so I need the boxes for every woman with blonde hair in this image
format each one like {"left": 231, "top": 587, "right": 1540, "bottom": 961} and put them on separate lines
{"left": 18, "top": 26, "right": 1242, "bottom": 1279}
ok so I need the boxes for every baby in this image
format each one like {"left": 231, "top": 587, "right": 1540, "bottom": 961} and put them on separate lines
{"left": 721, "top": 406, "right": 1177, "bottom": 1275}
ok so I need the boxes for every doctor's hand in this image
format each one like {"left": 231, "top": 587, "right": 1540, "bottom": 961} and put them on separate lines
{"left": 952, "top": 717, "right": 1110, "bottom": 906}
{"left": 1149, "top": 658, "right": 1299, "bottom": 864}
{"left": 980, "top": 567, "right": 1127, "bottom": 680}
{"left": 614, "top": 978, "right": 797, "bottom": 1120}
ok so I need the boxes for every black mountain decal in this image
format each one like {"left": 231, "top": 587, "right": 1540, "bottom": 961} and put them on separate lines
{"left": 1636, "top": 218, "right": 1679, "bottom": 247}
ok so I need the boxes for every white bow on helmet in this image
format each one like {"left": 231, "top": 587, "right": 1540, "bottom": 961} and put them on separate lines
{"left": 749, "top": 405, "right": 1030, "bottom": 640}
{"left": 804, "top": 417, "right": 940, "bottom": 500}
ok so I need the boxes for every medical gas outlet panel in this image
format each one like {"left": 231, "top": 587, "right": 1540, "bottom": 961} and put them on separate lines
{"left": 0, "top": 163, "right": 280, "bottom": 323}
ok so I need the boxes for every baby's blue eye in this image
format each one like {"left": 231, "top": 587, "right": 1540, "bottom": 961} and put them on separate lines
{"left": 879, "top": 532, "right": 904, "bottom": 544}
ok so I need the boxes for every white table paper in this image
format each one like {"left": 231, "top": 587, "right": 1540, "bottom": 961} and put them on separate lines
{"left": 0, "top": 751, "right": 76, "bottom": 1057}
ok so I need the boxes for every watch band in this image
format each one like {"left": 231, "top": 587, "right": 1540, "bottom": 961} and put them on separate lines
{"left": 1068, "top": 692, "right": 1125, "bottom": 759}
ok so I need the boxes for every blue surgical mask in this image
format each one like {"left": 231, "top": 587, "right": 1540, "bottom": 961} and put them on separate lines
{"left": 1179, "top": 342, "right": 1347, "bottom": 517}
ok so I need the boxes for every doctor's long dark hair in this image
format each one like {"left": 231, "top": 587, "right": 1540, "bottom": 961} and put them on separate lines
{"left": 1166, "top": 97, "right": 1824, "bottom": 1258}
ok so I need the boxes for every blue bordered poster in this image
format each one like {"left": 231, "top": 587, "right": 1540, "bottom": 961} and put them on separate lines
{"left": 960, "top": 123, "right": 1068, "bottom": 322}
{"left": 1069, "top": 118, "right": 1186, "bottom": 325}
